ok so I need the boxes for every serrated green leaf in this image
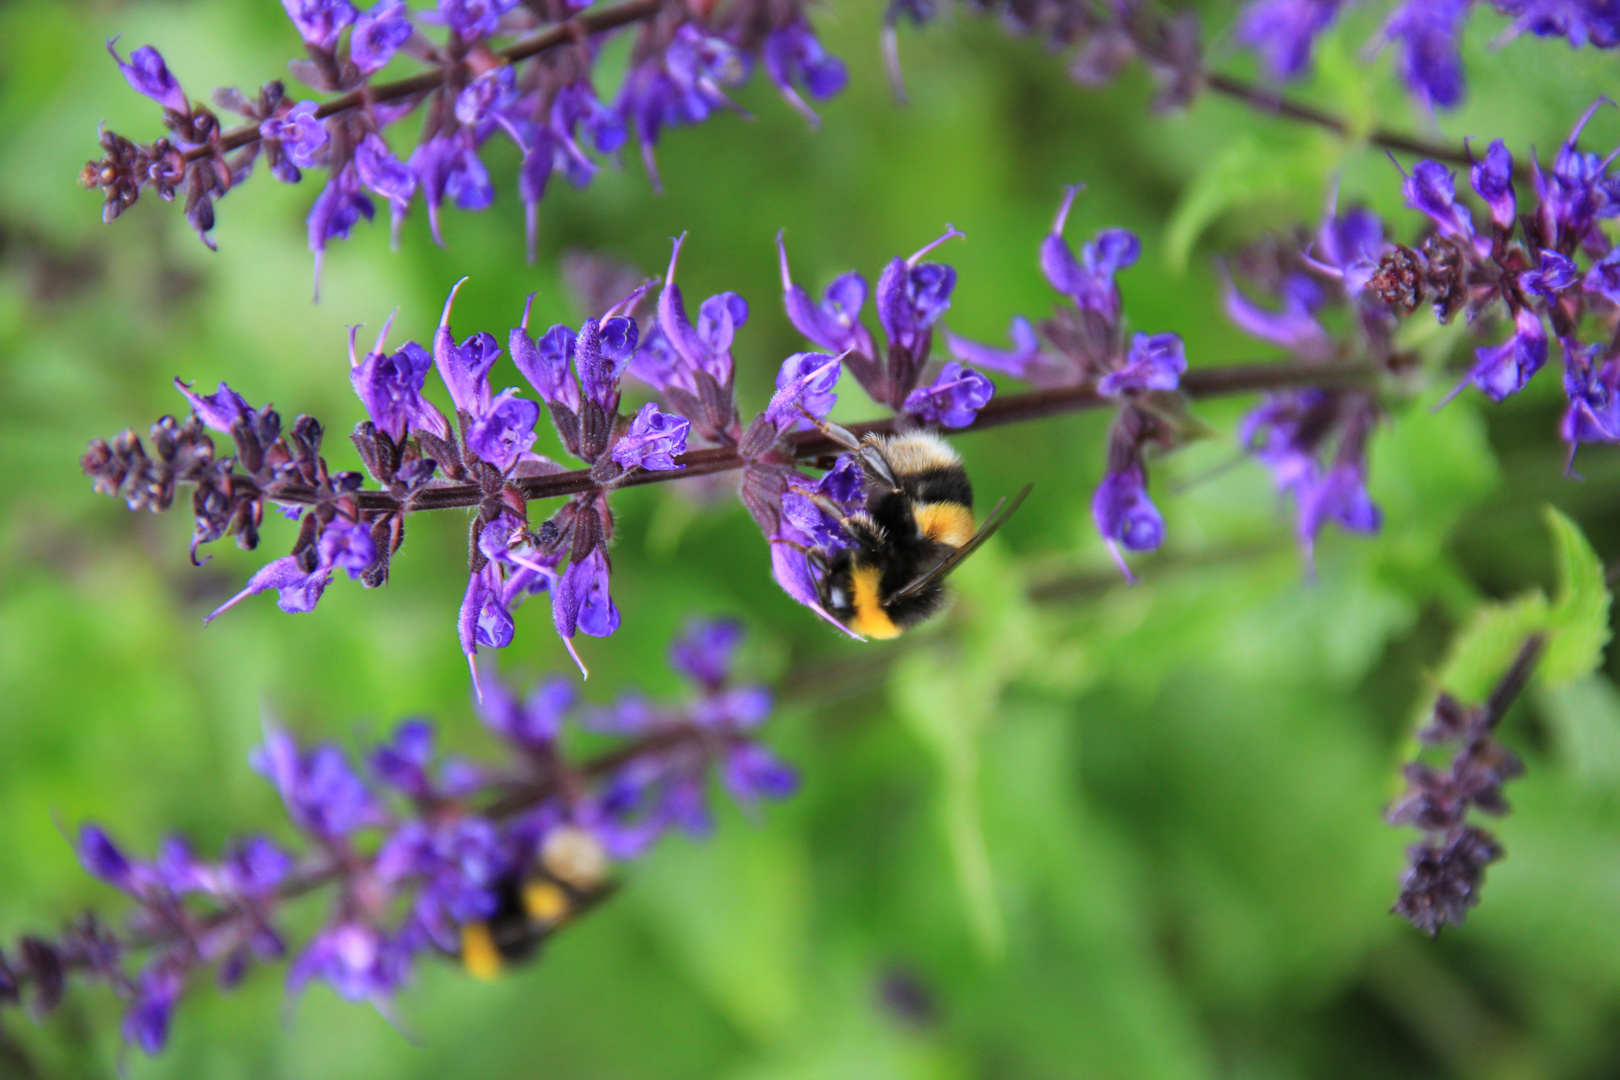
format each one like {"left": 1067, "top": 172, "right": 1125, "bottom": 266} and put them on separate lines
{"left": 1431, "top": 593, "right": 1550, "bottom": 707}
{"left": 1542, "top": 506, "right": 1613, "bottom": 685}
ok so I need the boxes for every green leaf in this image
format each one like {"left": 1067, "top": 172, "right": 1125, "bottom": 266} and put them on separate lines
{"left": 1542, "top": 506, "right": 1613, "bottom": 685}
{"left": 1538, "top": 676, "right": 1620, "bottom": 791}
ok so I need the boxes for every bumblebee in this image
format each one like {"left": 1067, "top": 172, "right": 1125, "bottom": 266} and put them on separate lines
{"left": 458, "top": 827, "right": 611, "bottom": 980}
{"left": 807, "top": 429, "right": 1031, "bottom": 639}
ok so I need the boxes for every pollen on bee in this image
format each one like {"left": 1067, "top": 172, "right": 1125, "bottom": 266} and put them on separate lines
{"left": 460, "top": 921, "right": 504, "bottom": 981}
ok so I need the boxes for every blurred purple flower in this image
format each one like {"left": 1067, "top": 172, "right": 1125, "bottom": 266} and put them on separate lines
{"left": 107, "top": 40, "right": 187, "bottom": 113}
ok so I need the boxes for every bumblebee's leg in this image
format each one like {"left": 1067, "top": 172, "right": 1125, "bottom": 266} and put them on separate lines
{"left": 795, "top": 405, "right": 863, "bottom": 452}
{"left": 854, "top": 435, "right": 899, "bottom": 491}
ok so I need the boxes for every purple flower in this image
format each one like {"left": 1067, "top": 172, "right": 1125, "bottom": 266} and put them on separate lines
{"left": 554, "top": 547, "right": 619, "bottom": 640}
{"left": 465, "top": 389, "right": 540, "bottom": 471}
{"left": 669, "top": 618, "right": 743, "bottom": 689}
{"left": 1315, "top": 205, "right": 1389, "bottom": 295}
{"left": 1402, "top": 160, "right": 1474, "bottom": 241}
{"left": 1224, "top": 271, "right": 1331, "bottom": 357}
{"left": 1234, "top": 0, "right": 1346, "bottom": 80}
{"left": 1561, "top": 339, "right": 1620, "bottom": 462}
{"left": 1297, "top": 463, "right": 1381, "bottom": 555}
{"left": 205, "top": 556, "right": 331, "bottom": 622}
{"left": 368, "top": 720, "right": 436, "bottom": 798}
{"left": 308, "top": 169, "right": 375, "bottom": 297}
{"left": 657, "top": 234, "right": 744, "bottom": 391}
{"left": 1093, "top": 465, "right": 1164, "bottom": 580}
{"left": 460, "top": 563, "right": 515, "bottom": 677}
{"left": 433, "top": 279, "right": 500, "bottom": 417}
{"left": 349, "top": 320, "right": 446, "bottom": 443}
{"left": 351, "top": 0, "right": 413, "bottom": 73}
{"left": 77, "top": 826, "right": 135, "bottom": 891}
{"left": 123, "top": 969, "right": 183, "bottom": 1055}
{"left": 617, "top": 27, "right": 749, "bottom": 190}
{"left": 1496, "top": 0, "right": 1620, "bottom": 48}
{"left": 876, "top": 226, "right": 963, "bottom": 354}
{"left": 477, "top": 675, "right": 573, "bottom": 750}
{"left": 1587, "top": 249, "right": 1620, "bottom": 304}
{"left": 1384, "top": 0, "right": 1467, "bottom": 109}
{"left": 612, "top": 402, "right": 690, "bottom": 472}
{"left": 764, "top": 352, "right": 843, "bottom": 432}
{"left": 902, "top": 361, "right": 995, "bottom": 426}
{"left": 511, "top": 313, "right": 581, "bottom": 411}
{"left": 376, "top": 816, "right": 505, "bottom": 949}
{"left": 107, "top": 40, "right": 187, "bottom": 113}
{"left": 216, "top": 837, "right": 292, "bottom": 897}
{"left": 260, "top": 101, "right": 328, "bottom": 168}
{"left": 1470, "top": 140, "right": 1518, "bottom": 230}
{"left": 574, "top": 315, "right": 639, "bottom": 412}
{"left": 777, "top": 232, "right": 877, "bottom": 360}
{"left": 761, "top": 20, "right": 848, "bottom": 126}
{"left": 411, "top": 136, "right": 494, "bottom": 245}
{"left": 1040, "top": 187, "right": 1141, "bottom": 317}
{"left": 455, "top": 66, "right": 519, "bottom": 132}
{"left": 319, "top": 518, "right": 377, "bottom": 580}
{"left": 173, "top": 379, "right": 253, "bottom": 434}
{"left": 1470, "top": 307, "right": 1549, "bottom": 401}
{"left": 1533, "top": 100, "right": 1620, "bottom": 249}
{"left": 437, "top": 0, "right": 512, "bottom": 41}
{"left": 282, "top": 0, "right": 358, "bottom": 49}
{"left": 722, "top": 742, "right": 799, "bottom": 803}
{"left": 1098, "top": 332, "right": 1187, "bottom": 397}
{"left": 1522, "top": 250, "right": 1580, "bottom": 300}
{"left": 354, "top": 133, "right": 415, "bottom": 207}
{"left": 287, "top": 920, "right": 414, "bottom": 1003}
{"left": 945, "top": 317, "right": 1043, "bottom": 380}
{"left": 251, "top": 728, "right": 383, "bottom": 840}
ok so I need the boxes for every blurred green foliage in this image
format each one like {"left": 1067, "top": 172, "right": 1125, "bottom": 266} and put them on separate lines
{"left": 2, "top": 0, "right": 1620, "bottom": 1077}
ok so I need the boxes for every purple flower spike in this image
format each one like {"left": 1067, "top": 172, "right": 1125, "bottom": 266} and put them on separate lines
{"left": 1470, "top": 307, "right": 1549, "bottom": 401}
{"left": 282, "top": 0, "right": 358, "bottom": 49}
{"left": 945, "top": 317, "right": 1043, "bottom": 379}
{"left": 433, "top": 278, "right": 501, "bottom": 417}
{"left": 251, "top": 728, "right": 383, "bottom": 840}
{"left": 1093, "top": 465, "right": 1164, "bottom": 581}
{"left": 260, "top": 101, "right": 328, "bottom": 169}
{"left": 465, "top": 389, "right": 540, "bottom": 471}
{"left": 777, "top": 231, "right": 877, "bottom": 360}
{"left": 123, "top": 969, "right": 183, "bottom": 1055}
{"left": 613, "top": 402, "right": 690, "bottom": 472}
{"left": 107, "top": 39, "right": 187, "bottom": 113}
{"left": 1384, "top": 0, "right": 1467, "bottom": 109}
{"left": 670, "top": 618, "right": 743, "bottom": 689}
{"left": 764, "top": 352, "right": 843, "bottom": 431}
{"left": 876, "top": 226, "right": 963, "bottom": 353}
{"left": 1470, "top": 140, "right": 1518, "bottom": 229}
{"left": 903, "top": 361, "right": 995, "bottom": 427}
{"left": 1234, "top": 0, "right": 1346, "bottom": 80}
{"left": 351, "top": 0, "right": 413, "bottom": 73}
{"left": 762, "top": 20, "right": 849, "bottom": 126}
{"left": 1099, "top": 332, "right": 1187, "bottom": 397}
{"left": 1402, "top": 160, "right": 1474, "bottom": 241}
{"left": 174, "top": 379, "right": 253, "bottom": 434}
{"left": 78, "top": 826, "right": 135, "bottom": 891}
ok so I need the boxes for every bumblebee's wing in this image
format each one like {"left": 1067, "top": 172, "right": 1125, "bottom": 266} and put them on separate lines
{"left": 888, "top": 483, "right": 1033, "bottom": 603}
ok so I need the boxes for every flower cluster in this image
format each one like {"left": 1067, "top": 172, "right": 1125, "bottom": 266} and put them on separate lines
{"left": 1235, "top": 0, "right": 1618, "bottom": 109}
{"left": 1387, "top": 636, "right": 1543, "bottom": 936}
{"left": 1224, "top": 199, "right": 1394, "bottom": 565}
{"left": 948, "top": 187, "right": 1188, "bottom": 579}
{"left": 83, "top": 0, "right": 847, "bottom": 282}
{"left": 1, "top": 620, "right": 791, "bottom": 1055}
{"left": 1368, "top": 102, "right": 1620, "bottom": 471}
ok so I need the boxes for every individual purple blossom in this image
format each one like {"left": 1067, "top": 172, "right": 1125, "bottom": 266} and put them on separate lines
{"left": 465, "top": 389, "right": 541, "bottom": 471}
{"left": 1561, "top": 339, "right": 1620, "bottom": 468}
{"left": 902, "top": 360, "right": 995, "bottom": 426}
{"left": 251, "top": 728, "right": 384, "bottom": 841}
{"left": 77, "top": 827, "right": 136, "bottom": 892}
{"left": 1532, "top": 98, "right": 1620, "bottom": 253}
{"left": 552, "top": 547, "right": 620, "bottom": 674}
{"left": 1521, "top": 250, "right": 1580, "bottom": 300}
{"left": 1314, "top": 204, "right": 1390, "bottom": 295}
{"left": 1234, "top": 0, "right": 1346, "bottom": 80}
{"left": 1041, "top": 186, "right": 1141, "bottom": 318}
{"left": 351, "top": 0, "right": 414, "bottom": 74}
{"left": 511, "top": 301, "right": 581, "bottom": 411}
{"left": 205, "top": 555, "right": 331, "bottom": 621}
{"left": 123, "top": 968, "right": 183, "bottom": 1055}
{"left": 437, "top": 0, "right": 513, "bottom": 41}
{"left": 777, "top": 231, "right": 878, "bottom": 360}
{"left": 669, "top": 618, "right": 743, "bottom": 690}
{"left": 319, "top": 518, "right": 378, "bottom": 579}
{"left": 1469, "top": 306, "right": 1549, "bottom": 401}
{"left": 618, "top": 26, "right": 750, "bottom": 191}
{"left": 763, "top": 352, "right": 843, "bottom": 433}
{"left": 308, "top": 169, "right": 375, "bottom": 298}
{"left": 1097, "top": 332, "right": 1187, "bottom": 396}
{"left": 107, "top": 40, "right": 187, "bottom": 113}
{"left": 1382, "top": 0, "right": 1468, "bottom": 109}
{"left": 1471, "top": 140, "right": 1518, "bottom": 230}
{"left": 282, "top": 0, "right": 357, "bottom": 49}
{"left": 348, "top": 316, "right": 448, "bottom": 443}
{"left": 433, "top": 279, "right": 500, "bottom": 417}
{"left": 1587, "top": 249, "right": 1620, "bottom": 304}
{"left": 1402, "top": 160, "right": 1475, "bottom": 242}
{"left": 944, "top": 317, "right": 1042, "bottom": 379}
{"left": 411, "top": 136, "right": 494, "bottom": 246}
{"left": 722, "top": 742, "right": 800, "bottom": 803}
{"left": 354, "top": 133, "right": 416, "bottom": 211}
{"left": 259, "top": 101, "right": 328, "bottom": 169}
{"left": 1297, "top": 463, "right": 1381, "bottom": 558}
{"left": 875, "top": 226, "right": 963, "bottom": 355}
{"left": 477, "top": 675, "right": 573, "bottom": 751}
{"left": 173, "top": 379, "right": 253, "bottom": 434}
{"left": 656, "top": 234, "right": 745, "bottom": 394}
{"left": 1223, "top": 271, "right": 1332, "bottom": 359}
{"left": 612, "top": 402, "right": 690, "bottom": 472}
{"left": 761, "top": 19, "right": 849, "bottom": 126}
{"left": 287, "top": 920, "right": 416, "bottom": 1003}
{"left": 460, "top": 562, "right": 515, "bottom": 680}
{"left": 1092, "top": 464, "right": 1164, "bottom": 581}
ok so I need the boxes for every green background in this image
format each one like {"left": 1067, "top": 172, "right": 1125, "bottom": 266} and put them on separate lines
{"left": 3, "top": 0, "right": 1620, "bottom": 1076}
